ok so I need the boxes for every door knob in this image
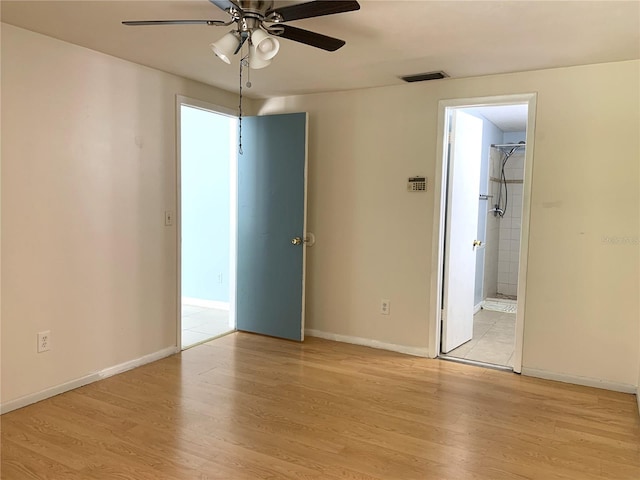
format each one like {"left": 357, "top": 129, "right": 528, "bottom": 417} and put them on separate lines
{"left": 473, "top": 239, "right": 483, "bottom": 249}
{"left": 291, "top": 236, "right": 302, "bottom": 245}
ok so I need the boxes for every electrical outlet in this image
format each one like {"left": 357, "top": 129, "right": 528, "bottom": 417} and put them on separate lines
{"left": 164, "top": 210, "right": 174, "bottom": 226}
{"left": 218, "top": 273, "right": 223, "bottom": 284}
{"left": 381, "top": 299, "right": 390, "bottom": 315}
{"left": 37, "top": 331, "right": 51, "bottom": 353}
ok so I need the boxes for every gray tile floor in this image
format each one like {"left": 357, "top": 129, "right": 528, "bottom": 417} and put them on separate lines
{"left": 181, "top": 305, "right": 233, "bottom": 349}
{"left": 445, "top": 309, "right": 516, "bottom": 367}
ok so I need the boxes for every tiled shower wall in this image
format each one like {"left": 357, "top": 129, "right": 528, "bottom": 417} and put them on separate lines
{"left": 483, "top": 144, "right": 525, "bottom": 299}
{"left": 475, "top": 114, "right": 504, "bottom": 306}
{"left": 482, "top": 158, "right": 499, "bottom": 300}
{"left": 496, "top": 149, "right": 525, "bottom": 297}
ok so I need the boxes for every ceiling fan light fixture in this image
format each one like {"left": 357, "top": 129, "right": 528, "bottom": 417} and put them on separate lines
{"left": 210, "top": 31, "right": 241, "bottom": 64}
{"left": 126, "top": 0, "right": 360, "bottom": 71}
{"left": 249, "top": 45, "right": 272, "bottom": 69}
{"left": 250, "top": 28, "right": 280, "bottom": 60}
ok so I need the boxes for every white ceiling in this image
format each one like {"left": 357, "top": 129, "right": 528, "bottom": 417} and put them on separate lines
{"left": 2, "top": 1, "right": 639, "bottom": 99}
{"left": 467, "top": 104, "right": 528, "bottom": 132}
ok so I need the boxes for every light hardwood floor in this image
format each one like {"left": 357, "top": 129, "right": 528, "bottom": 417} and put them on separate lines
{"left": 2, "top": 333, "right": 639, "bottom": 479}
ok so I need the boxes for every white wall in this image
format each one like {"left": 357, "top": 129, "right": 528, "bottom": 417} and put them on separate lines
{"left": 181, "top": 106, "right": 233, "bottom": 303}
{"left": 2, "top": 24, "right": 638, "bottom": 405}
{"left": 257, "top": 60, "right": 640, "bottom": 389}
{"left": 0, "top": 24, "right": 253, "bottom": 406}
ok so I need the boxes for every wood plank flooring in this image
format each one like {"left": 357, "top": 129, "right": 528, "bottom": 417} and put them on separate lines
{"left": 2, "top": 332, "right": 639, "bottom": 479}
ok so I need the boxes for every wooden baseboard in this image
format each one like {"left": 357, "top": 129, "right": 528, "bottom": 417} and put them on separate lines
{"left": 0, "top": 346, "right": 179, "bottom": 414}
{"left": 305, "top": 329, "right": 430, "bottom": 357}
{"left": 521, "top": 367, "right": 637, "bottom": 394}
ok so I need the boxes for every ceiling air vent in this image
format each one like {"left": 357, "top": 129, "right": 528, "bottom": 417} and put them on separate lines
{"left": 400, "top": 71, "right": 449, "bottom": 83}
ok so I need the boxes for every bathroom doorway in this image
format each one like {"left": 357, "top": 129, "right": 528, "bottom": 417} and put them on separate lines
{"left": 430, "top": 95, "right": 537, "bottom": 372}
{"left": 178, "top": 97, "right": 238, "bottom": 349}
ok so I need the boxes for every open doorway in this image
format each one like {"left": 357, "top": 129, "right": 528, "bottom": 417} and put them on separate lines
{"left": 178, "top": 97, "right": 238, "bottom": 349}
{"left": 430, "top": 95, "right": 536, "bottom": 372}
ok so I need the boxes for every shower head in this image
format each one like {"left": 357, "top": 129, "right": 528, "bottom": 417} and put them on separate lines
{"left": 507, "top": 141, "right": 526, "bottom": 156}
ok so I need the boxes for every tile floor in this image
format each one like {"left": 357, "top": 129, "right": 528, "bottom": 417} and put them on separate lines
{"left": 445, "top": 308, "right": 516, "bottom": 367}
{"left": 181, "top": 304, "right": 233, "bottom": 349}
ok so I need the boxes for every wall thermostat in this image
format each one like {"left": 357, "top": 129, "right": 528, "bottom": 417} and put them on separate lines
{"left": 407, "top": 176, "right": 427, "bottom": 192}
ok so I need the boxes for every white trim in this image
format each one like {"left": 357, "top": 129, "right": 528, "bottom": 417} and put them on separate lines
{"left": 0, "top": 346, "right": 179, "bottom": 414}
{"left": 176, "top": 95, "right": 237, "bottom": 118}
{"left": 306, "top": 329, "right": 430, "bottom": 357}
{"left": 300, "top": 113, "right": 309, "bottom": 341}
{"left": 429, "top": 93, "right": 537, "bottom": 371}
{"left": 228, "top": 116, "right": 238, "bottom": 332}
{"left": 512, "top": 95, "right": 537, "bottom": 374}
{"left": 427, "top": 101, "right": 448, "bottom": 359}
{"left": 175, "top": 96, "right": 183, "bottom": 355}
{"left": 521, "top": 367, "right": 637, "bottom": 394}
{"left": 473, "top": 302, "right": 482, "bottom": 314}
{"left": 182, "top": 297, "right": 230, "bottom": 311}
{"left": 1, "top": 374, "right": 100, "bottom": 415}
{"left": 96, "top": 347, "right": 179, "bottom": 379}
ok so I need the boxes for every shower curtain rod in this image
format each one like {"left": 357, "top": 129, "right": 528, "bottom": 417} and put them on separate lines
{"left": 491, "top": 143, "right": 526, "bottom": 148}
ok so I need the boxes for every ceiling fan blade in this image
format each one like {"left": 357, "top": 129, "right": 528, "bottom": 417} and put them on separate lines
{"left": 208, "top": 0, "right": 239, "bottom": 13}
{"left": 277, "top": 25, "right": 346, "bottom": 52}
{"left": 268, "top": 1, "right": 360, "bottom": 22}
{"left": 122, "top": 20, "right": 225, "bottom": 26}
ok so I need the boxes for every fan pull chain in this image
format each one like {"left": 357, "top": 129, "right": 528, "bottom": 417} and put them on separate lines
{"left": 238, "top": 54, "right": 244, "bottom": 155}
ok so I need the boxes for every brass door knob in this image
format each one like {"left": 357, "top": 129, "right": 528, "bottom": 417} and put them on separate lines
{"left": 291, "top": 236, "right": 302, "bottom": 245}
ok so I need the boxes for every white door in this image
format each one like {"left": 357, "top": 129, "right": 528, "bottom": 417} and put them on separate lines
{"left": 442, "top": 110, "right": 483, "bottom": 353}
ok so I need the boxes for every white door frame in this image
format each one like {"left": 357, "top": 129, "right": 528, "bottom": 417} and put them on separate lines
{"left": 175, "top": 95, "right": 238, "bottom": 349}
{"left": 428, "top": 94, "right": 537, "bottom": 373}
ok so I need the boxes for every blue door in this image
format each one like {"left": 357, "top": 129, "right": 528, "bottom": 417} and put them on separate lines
{"left": 236, "top": 113, "right": 308, "bottom": 341}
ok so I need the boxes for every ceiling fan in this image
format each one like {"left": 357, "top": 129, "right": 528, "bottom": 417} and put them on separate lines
{"left": 123, "top": 0, "right": 361, "bottom": 69}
